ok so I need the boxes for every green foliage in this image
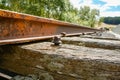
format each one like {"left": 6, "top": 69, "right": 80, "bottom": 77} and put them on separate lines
{"left": 0, "top": 0, "right": 100, "bottom": 28}
{"left": 98, "top": 17, "right": 104, "bottom": 26}
{"left": 79, "top": 6, "right": 99, "bottom": 27}
{"left": 103, "top": 17, "right": 120, "bottom": 25}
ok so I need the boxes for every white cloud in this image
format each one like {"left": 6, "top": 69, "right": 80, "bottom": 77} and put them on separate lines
{"left": 98, "top": 0, "right": 120, "bottom": 13}
{"left": 69, "top": 0, "right": 120, "bottom": 17}
{"left": 80, "top": 0, "right": 100, "bottom": 9}
{"left": 100, "top": 11, "right": 120, "bottom": 17}
{"left": 70, "top": 0, "right": 101, "bottom": 9}
{"left": 69, "top": 0, "right": 82, "bottom": 8}
{"left": 99, "top": 5, "right": 110, "bottom": 12}
{"left": 100, "top": 0, "right": 120, "bottom": 6}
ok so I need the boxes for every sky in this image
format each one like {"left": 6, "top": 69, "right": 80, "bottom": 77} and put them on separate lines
{"left": 69, "top": 0, "right": 120, "bottom": 17}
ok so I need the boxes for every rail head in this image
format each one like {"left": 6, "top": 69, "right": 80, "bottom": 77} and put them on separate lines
{"left": 0, "top": 9, "right": 100, "bottom": 31}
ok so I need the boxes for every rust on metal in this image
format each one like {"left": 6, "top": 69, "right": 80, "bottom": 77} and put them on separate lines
{"left": 0, "top": 9, "right": 100, "bottom": 45}
{"left": 61, "top": 32, "right": 67, "bottom": 37}
{"left": 52, "top": 36, "right": 62, "bottom": 46}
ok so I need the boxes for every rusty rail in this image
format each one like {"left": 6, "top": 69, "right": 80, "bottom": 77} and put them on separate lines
{"left": 0, "top": 9, "right": 100, "bottom": 45}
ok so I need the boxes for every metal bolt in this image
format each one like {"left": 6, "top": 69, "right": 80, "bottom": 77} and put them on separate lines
{"left": 61, "top": 32, "right": 66, "bottom": 37}
{"left": 52, "top": 36, "right": 62, "bottom": 46}
{"left": 82, "top": 33, "right": 85, "bottom": 35}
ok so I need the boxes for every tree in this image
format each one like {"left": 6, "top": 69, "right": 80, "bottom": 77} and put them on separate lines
{"left": 79, "top": 6, "right": 99, "bottom": 27}
{"left": 98, "top": 17, "right": 104, "bottom": 27}
{"left": 103, "top": 17, "right": 120, "bottom": 25}
{"left": 0, "top": 0, "right": 67, "bottom": 19}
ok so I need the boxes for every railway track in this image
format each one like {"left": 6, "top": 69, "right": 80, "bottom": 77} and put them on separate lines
{"left": 0, "top": 9, "right": 100, "bottom": 45}
{"left": 0, "top": 10, "right": 103, "bottom": 79}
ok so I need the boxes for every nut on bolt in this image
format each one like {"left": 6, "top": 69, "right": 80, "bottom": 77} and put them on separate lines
{"left": 82, "top": 33, "right": 85, "bottom": 35}
{"left": 61, "top": 32, "right": 66, "bottom": 37}
{"left": 52, "top": 36, "right": 62, "bottom": 46}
